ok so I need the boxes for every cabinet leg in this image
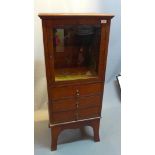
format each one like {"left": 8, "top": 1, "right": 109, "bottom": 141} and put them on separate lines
{"left": 92, "top": 119, "right": 100, "bottom": 142}
{"left": 51, "top": 126, "right": 61, "bottom": 151}
{"left": 50, "top": 119, "right": 100, "bottom": 150}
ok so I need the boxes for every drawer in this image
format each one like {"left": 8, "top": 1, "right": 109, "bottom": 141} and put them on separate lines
{"left": 52, "top": 111, "right": 75, "bottom": 124}
{"left": 52, "top": 98, "right": 76, "bottom": 112}
{"left": 51, "top": 106, "right": 101, "bottom": 124}
{"left": 78, "top": 95, "right": 101, "bottom": 109}
{"left": 78, "top": 106, "right": 100, "bottom": 120}
{"left": 52, "top": 95, "right": 101, "bottom": 112}
{"left": 51, "top": 83, "right": 103, "bottom": 100}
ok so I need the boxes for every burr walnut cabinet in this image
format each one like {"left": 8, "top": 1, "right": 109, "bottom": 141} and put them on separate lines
{"left": 39, "top": 13, "right": 114, "bottom": 150}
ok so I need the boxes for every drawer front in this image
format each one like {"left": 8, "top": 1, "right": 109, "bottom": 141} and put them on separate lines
{"left": 78, "top": 95, "right": 101, "bottom": 109}
{"left": 78, "top": 106, "right": 100, "bottom": 120}
{"left": 52, "top": 95, "right": 101, "bottom": 112}
{"left": 51, "top": 107, "right": 100, "bottom": 124}
{"left": 51, "top": 83, "right": 103, "bottom": 100}
{"left": 52, "top": 98, "right": 76, "bottom": 112}
{"left": 52, "top": 111, "right": 75, "bottom": 124}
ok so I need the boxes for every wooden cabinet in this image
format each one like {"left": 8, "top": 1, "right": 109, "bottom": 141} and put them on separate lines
{"left": 39, "top": 13, "right": 114, "bottom": 150}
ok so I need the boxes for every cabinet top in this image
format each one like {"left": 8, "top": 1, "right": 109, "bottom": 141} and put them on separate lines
{"left": 38, "top": 13, "right": 114, "bottom": 19}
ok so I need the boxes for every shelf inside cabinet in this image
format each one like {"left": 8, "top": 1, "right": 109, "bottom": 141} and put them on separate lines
{"left": 55, "top": 67, "right": 97, "bottom": 81}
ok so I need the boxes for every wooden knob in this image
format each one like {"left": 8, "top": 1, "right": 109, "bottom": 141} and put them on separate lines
{"left": 76, "top": 89, "right": 80, "bottom": 96}
{"left": 76, "top": 93, "right": 80, "bottom": 96}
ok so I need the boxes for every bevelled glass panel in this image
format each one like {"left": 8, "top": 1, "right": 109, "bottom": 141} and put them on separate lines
{"left": 53, "top": 24, "right": 101, "bottom": 81}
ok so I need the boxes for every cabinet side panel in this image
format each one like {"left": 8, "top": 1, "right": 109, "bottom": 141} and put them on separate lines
{"left": 98, "top": 20, "right": 112, "bottom": 113}
{"left": 42, "top": 20, "right": 52, "bottom": 123}
{"left": 98, "top": 19, "right": 111, "bottom": 82}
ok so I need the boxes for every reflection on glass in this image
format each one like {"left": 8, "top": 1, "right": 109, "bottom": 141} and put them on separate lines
{"left": 53, "top": 24, "right": 101, "bottom": 81}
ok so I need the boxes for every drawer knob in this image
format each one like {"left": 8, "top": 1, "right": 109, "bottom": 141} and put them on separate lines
{"left": 76, "top": 89, "right": 79, "bottom": 93}
{"left": 76, "top": 102, "right": 79, "bottom": 108}
{"left": 76, "top": 89, "right": 80, "bottom": 96}
{"left": 76, "top": 93, "right": 80, "bottom": 96}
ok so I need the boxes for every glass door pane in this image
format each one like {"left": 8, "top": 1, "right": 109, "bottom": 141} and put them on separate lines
{"left": 52, "top": 24, "right": 101, "bottom": 82}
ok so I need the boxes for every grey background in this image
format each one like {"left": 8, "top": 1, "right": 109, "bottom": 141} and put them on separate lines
{"left": 101, "top": 0, "right": 121, "bottom": 82}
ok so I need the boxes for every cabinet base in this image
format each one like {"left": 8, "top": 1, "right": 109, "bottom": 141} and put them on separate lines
{"left": 50, "top": 118, "right": 100, "bottom": 151}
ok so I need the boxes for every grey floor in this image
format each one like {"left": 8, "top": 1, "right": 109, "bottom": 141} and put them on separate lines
{"left": 34, "top": 80, "right": 121, "bottom": 155}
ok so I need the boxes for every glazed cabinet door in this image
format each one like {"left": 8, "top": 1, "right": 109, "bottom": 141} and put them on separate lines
{"left": 42, "top": 17, "right": 110, "bottom": 84}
